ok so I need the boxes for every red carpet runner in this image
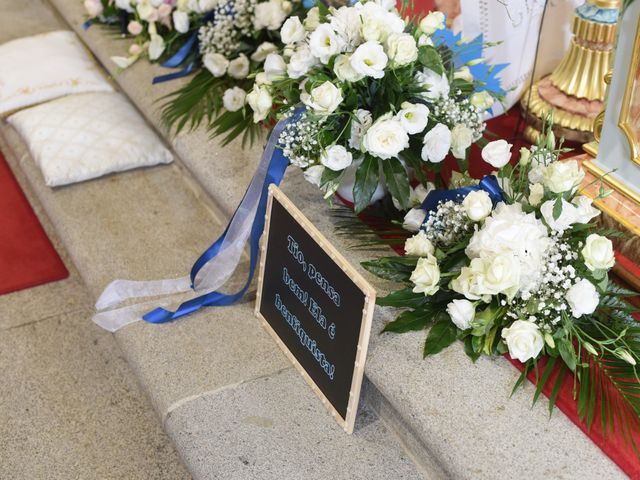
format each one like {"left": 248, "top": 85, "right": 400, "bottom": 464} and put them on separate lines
{"left": 0, "top": 151, "right": 68, "bottom": 294}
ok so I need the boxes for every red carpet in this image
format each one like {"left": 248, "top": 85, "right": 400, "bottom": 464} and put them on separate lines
{"left": 0, "top": 151, "right": 68, "bottom": 294}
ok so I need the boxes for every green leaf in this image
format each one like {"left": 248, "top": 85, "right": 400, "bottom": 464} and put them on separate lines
{"left": 418, "top": 46, "right": 444, "bottom": 75}
{"left": 377, "top": 288, "right": 431, "bottom": 308}
{"left": 381, "top": 157, "right": 411, "bottom": 211}
{"left": 361, "top": 257, "right": 417, "bottom": 282}
{"left": 464, "top": 336, "right": 482, "bottom": 362}
{"left": 548, "top": 363, "right": 567, "bottom": 415}
{"left": 532, "top": 356, "right": 557, "bottom": 406}
{"left": 423, "top": 314, "right": 458, "bottom": 358}
{"left": 552, "top": 197, "right": 563, "bottom": 220}
{"left": 558, "top": 338, "right": 577, "bottom": 371}
{"left": 382, "top": 309, "right": 433, "bottom": 333}
{"left": 353, "top": 155, "right": 380, "bottom": 213}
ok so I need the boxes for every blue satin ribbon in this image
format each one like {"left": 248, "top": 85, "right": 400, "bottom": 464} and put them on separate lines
{"left": 83, "top": 19, "right": 93, "bottom": 30}
{"left": 142, "top": 116, "right": 294, "bottom": 323}
{"left": 420, "top": 175, "right": 504, "bottom": 224}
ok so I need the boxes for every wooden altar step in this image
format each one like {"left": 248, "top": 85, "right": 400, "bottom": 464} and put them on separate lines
{"left": 6, "top": 0, "right": 629, "bottom": 477}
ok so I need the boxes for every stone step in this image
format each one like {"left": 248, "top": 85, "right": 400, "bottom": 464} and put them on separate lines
{"left": 24, "top": 0, "right": 630, "bottom": 478}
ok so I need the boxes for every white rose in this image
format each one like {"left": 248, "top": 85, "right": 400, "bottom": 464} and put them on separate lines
{"left": 451, "top": 124, "right": 474, "bottom": 160}
{"left": 540, "top": 199, "right": 577, "bottom": 233}
{"left": 263, "top": 53, "right": 286, "bottom": 81}
{"left": 403, "top": 208, "right": 427, "bottom": 232}
{"left": 416, "top": 68, "right": 450, "bottom": 101}
{"left": 253, "top": 0, "right": 288, "bottom": 31}
{"left": 450, "top": 267, "right": 482, "bottom": 301}
{"left": 148, "top": 34, "right": 166, "bottom": 60}
{"left": 287, "top": 45, "right": 318, "bottom": 79}
{"left": 410, "top": 254, "right": 441, "bottom": 296}
{"left": 309, "top": 24, "right": 344, "bottom": 64}
{"left": 565, "top": 279, "right": 599, "bottom": 318}
{"left": 572, "top": 195, "right": 600, "bottom": 224}
{"left": 303, "top": 165, "right": 325, "bottom": 187}
{"left": 419, "top": 11, "right": 445, "bottom": 35}
{"left": 470, "top": 253, "right": 520, "bottom": 298}
{"left": 446, "top": 299, "right": 475, "bottom": 330}
{"left": 470, "top": 91, "right": 494, "bottom": 111}
{"left": 246, "top": 86, "right": 273, "bottom": 122}
{"left": 300, "top": 81, "right": 343, "bottom": 115}
{"left": 280, "top": 16, "right": 305, "bottom": 44}
{"left": 362, "top": 115, "right": 409, "bottom": 160}
{"left": 501, "top": 320, "right": 544, "bottom": 362}
{"left": 350, "top": 41, "right": 388, "bottom": 79}
{"left": 172, "top": 10, "right": 190, "bottom": 33}
{"left": 227, "top": 54, "right": 249, "bottom": 79}
{"left": 334, "top": 54, "right": 365, "bottom": 82}
{"left": 84, "top": 0, "right": 103, "bottom": 17}
{"left": 481, "top": 140, "right": 512, "bottom": 169}
{"left": 304, "top": 6, "right": 320, "bottom": 31}
{"left": 349, "top": 109, "right": 373, "bottom": 150}
{"left": 462, "top": 190, "right": 492, "bottom": 222}
{"left": 115, "top": 0, "right": 134, "bottom": 12}
{"left": 386, "top": 32, "right": 418, "bottom": 67}
{"left": 528, "top": 183, "right": 544, "bottom": 206}
{"left": 404, "top": 230, "right": 434, "bottom": 257}
{"left": 203, "top": 52, "right": 229, "bottom": 77}
{"left": 320, "top": 145, "right": 353, "bottom": 171}
{"left": 392, "top": 182, "right": 434, "bottom": 210}
{"left": 542, "top": 160, "right": 585, "bottom": 194}
{"left": 417, "top": 34, "right": 433, "bottom": 47}
{"left": 453, "top": 66, "right": 473, "bottom": 82}
{"left": 582, "top": 234, "right": 615, "bottom": 271}
{"left": 251, "top": 42, "right": 278, "bottom": 62}
{"left": 421, "top": 123, "right": 451, "bottom": 163}
{"left": 358, "top": 1, "right": 405, "bottom": 43}
{"left": 222, "top": 87, "right": 246, "bottom": 112}
{"left": 396, "top": 102, "right": 429, "bottom": 135}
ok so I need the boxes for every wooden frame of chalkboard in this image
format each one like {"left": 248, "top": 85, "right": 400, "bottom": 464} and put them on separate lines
{"left": 255, "top": 185, "right": 376, "bottom": 434}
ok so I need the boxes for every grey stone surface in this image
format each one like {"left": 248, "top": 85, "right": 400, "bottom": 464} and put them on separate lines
{"left": 165, "top": 368, "right": 424, "bottom": 480}
{"left": 0, "top": 0, "right": 59, "bottom": 43}
{"left": 0, "top": 308, "right": 190, "bottom": 479}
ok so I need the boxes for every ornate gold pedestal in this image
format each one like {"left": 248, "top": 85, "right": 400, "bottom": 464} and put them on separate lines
{"left": 521, "top": 1, "right": 621, "bottom": 143}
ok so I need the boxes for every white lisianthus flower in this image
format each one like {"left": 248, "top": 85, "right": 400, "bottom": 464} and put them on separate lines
{"left": 263, "top": 53, "right": 287, "bottom": 81}
{"left": 481, "top": 140, "right": 512, "bottom": 168}
{"left": 416, "top": 68, "right": 450, "bottom": 101}
{"left": 111, "top": 55, "right": 138, "bottom": 69}
{"left": 542, "top": 160, "right": 585, "bottom": 194}
{"left": 419, "top": 11, "right": 445, "bottom": 35}
{"left": 470, "top": 253, "right": 520, "bottom": 299}
{"left": 421, "top": 123, "right": 451, "bottom": 163}
{"left": 251, "top": 42, "right": 278, "bottom": 62}
{"left": 404, "top": 230, "right": 434, "bottom": 257}
{"left": 349, "top": 109, "right": 373, "bottom": 150}
{"left": 300, "top": 81, "right": 343, "bottom": 115}
{"left": 304, "top": 6, "right": 320, "bottom": 31}
{"left": 172, "top": 10, "right": 190, "bottom": 33}
{"left": 396, "top": 102, "right": 429, "bottom": 135}
{"left": 403, "top": 208, "right": 427, "bottom": 232}
{"left": 203, "top": 52, "right": 229, "bottom": 77}
{"left": 148, "top": 34, "right": 166, "bottom": 60}
{"left": 540, "top": 199, "right": 577, "bottom": 233}
{"left": 246, "top": 86, "right": 273, "bottom": 122}
{"left": 446, "top": 299, "right": 475, "bottom": 331}
{"left": 386, "top": 32, "right": 418, "bottom": 67}
{"left": 280, "top": 16, "right": 305, "bottom": 44}
{"left": 572, "top": 195, "right": 601, "bottom": 224}
{"left": 84, "top": 0, "right": 103, "bottom": 17}
{"left": 254, "top": 72, "right": 271, "bottom": 86}
{"left": 372, "top": 0, "right": 397, "bottom": 10}
{"left": 362, "top": 115, "right": 410, "bottom": 160}
{"left": 450, "top": 124, "right": 474, "bottom": 160}
{"left": 417, "top": 34, "right": 433, "bottom": 47}
{"left": 462, "top": 190, "right": 493, "bottom": 222}
{"left": 565, "top": 279, "right": 599, "bottom": 318}
{"left": 470, "top": 91, "right": 494, "bottom": 111}
{"left": 320, "top": 145, "right": 353, "bottom": 171}
{"left": 358, "top": 1, "right": 404, "bottom": 42}
{"left": 309, "top": 24, "right": 344, "bottom": 64}
{"left": 334, "top": 54, "right": 365, "bottom": 82}
{"left": 198, "top": 0, "right": 219, "bottom": 11}
{"left": 501, "top": 320, "right": 544, "bottom": 362}
{"left": 303, "top": 165, "right": 325, "bottom": 187}
{"left": 115, "top": 0, "right": 134, "bottom": 12}
{"left": 519, "top": 147, "right": 532, "bottom": 166}
{"left": 350, "top": 41, "right": 388, "bottom": 79}
{"left": 227, "top": 54, "right": 250, "bottom": 79}
{"left": 453, "top": 66, "right": 474, "bottom": 82}
{"left": 253, "top": 0, "right": 288, "bottom": 31}
{"left": 287, "top": 45, "right": 318, "bottom": 78}
{"left": 410, "top": 254, "right": 441, "bottom": 296}
{"left": 528, "top": 183, "right": 544, "bottom": 206}
{"left": 137, "top": 2, "right": 157, "bottom": 21}
{"left": 582, "top": 234, "right": 615, "bottom": 271}
{"left": 222, "top": 87, "right": 246, "bottom": 112}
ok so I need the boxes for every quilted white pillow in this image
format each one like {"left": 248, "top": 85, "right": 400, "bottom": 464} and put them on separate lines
{"left": 8, "top": 92, "right": 174, "bottom": 186}
{"left": 0, "top": 30, "right": 113, "bottom": 115}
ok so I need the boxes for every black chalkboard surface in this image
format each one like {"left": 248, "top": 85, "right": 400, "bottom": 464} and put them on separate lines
{"left": 255, "top": 186, "right": 376, "bottom": 433}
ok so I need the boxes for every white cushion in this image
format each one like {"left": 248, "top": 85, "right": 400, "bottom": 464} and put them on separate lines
{"left": 0, "top": 30, "right": 113, "bottom": 115}
{"left": 8, "top": 92, "right": 174, "bottom": 186}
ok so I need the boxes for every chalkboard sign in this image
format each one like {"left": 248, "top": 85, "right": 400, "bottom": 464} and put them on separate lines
{"left": 255, "top": 185, "right": 376, "bottom": 433}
